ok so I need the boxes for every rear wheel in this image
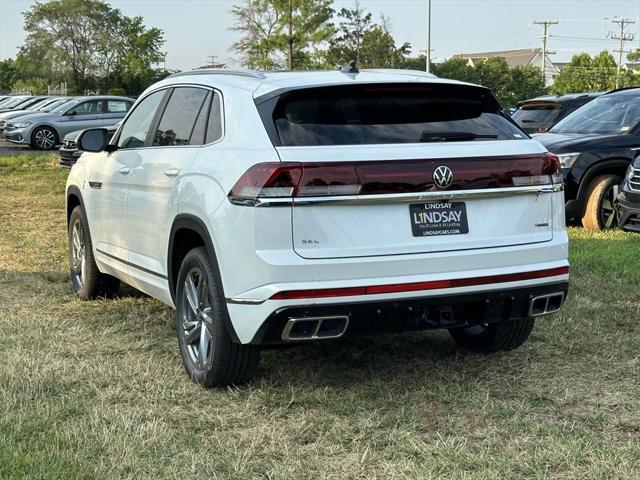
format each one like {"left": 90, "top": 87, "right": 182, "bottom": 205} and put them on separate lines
{"left": 31, "top": 126, "right": 58, "bottom": 150}
{"left": 175, "top": 247, "right": 260, "bottom": 387}
{"left": 449, "top": 318, "right": 535, "bottom": 353}
{"left": 68, "top": 206, "right": 120, "bottom": 300}
{"left": 581, "top": 174, "right": 621, "bottom": 232}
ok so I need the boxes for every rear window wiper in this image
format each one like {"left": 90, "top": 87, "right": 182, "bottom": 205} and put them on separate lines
{"left": 420, "top": 131, "right": 499, "bottom": 142}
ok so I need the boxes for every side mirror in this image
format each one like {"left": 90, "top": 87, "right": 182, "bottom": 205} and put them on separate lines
{"left": 78, "top": 128, "right": 110, "bottom": 152}
{"left": 66, "top": 110, "right": 77, "bottom": 116}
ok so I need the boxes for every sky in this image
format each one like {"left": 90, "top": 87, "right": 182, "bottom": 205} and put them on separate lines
{"left": 1, "top": 0, "right": 640, "bottom": 71}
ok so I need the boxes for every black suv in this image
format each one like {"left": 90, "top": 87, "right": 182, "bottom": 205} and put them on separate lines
{"left": 534, "top": 88, "right": 640, "bottom": 231}
{"left": 616, "top": 156, "right": 640, "bottom": 231}
{"left": 513, "top": 93, "right": 601, "bottom": 134}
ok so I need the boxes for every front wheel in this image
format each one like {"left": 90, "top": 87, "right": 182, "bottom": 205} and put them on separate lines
{"left": 175, "top": 247, "right": 260, "bottom": 387}
{"left": 449, "top": 318, "right": 535, "bottom": 353}
{"left": 31, "top": 126, "right": 58, "bottom": 150}
{"left": 581, "top": 174, "right": 622, "bottom": 232}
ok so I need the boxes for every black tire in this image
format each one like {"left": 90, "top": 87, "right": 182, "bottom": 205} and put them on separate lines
{"left": 581, "top": 174, "right": 621, "bottom": 232}
{"left": 68, "top": 206, "right": 120, "bottom": 300}
{"left": 175, "top": 247, "right": 260, "bottom": 387}
{"left": 31, "top": 126, "right": 58, "bottom": 150}
{"left": 448, "top": 318, "right": 535, "bottom": 353}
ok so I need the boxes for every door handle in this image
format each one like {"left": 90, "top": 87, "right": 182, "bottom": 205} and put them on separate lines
{"left": 119, "top": 167, "right": 131, "bottom": 175}
{"left": 164, "top": 168, "right": 180, "bottom": 177}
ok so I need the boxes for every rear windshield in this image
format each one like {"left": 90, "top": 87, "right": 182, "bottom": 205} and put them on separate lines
{"left": 269, "top": 84, "right": 525, "bottom": 146}
{"left": 512, "top": 105, "right": 560, "bottom": 127}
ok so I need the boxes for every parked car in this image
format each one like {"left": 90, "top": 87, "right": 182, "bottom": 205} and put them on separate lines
{"left": 59, "top": 123, "right": 118, "bottom": 168}
{"left": 533, "top": 88, "right": 640, "bottom": 231}
{"left": 513, "top": 93, "right": 601, "bottom": 134}
{"left": 3, "top": 96, "right": 134, "bottom": 149}
{"left": 0, "top": 95, "right": 34, "bottom": 113}
{"left": 615, "top": 156, "right": 640, "bottom": 231}
{"left": 66, "top": 68, "right": 569, "bottom": 387}
{"left": 0, "top": 97, "right": 70, "bottom": 132}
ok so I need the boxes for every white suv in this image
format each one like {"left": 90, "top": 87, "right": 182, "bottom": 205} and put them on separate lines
{"left": 66, "top": 68, "right": 569, "bottom": 387}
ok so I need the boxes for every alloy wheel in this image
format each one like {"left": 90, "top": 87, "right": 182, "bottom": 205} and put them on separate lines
{"left": 600, "top": 185, "right": 617, "bottom": 229}
{"left": 35, "top": 129, "right": 56, "bottom": 149}
{"left": 180, "top": 267, "right": 215, "bottom": 369}
{"left": 70, "top": 220, "right": 86, "bottom": 288}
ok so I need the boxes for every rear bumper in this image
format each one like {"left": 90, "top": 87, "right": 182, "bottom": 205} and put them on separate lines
{"left": 250, "top": 282, "right": 569, "bottom": 345}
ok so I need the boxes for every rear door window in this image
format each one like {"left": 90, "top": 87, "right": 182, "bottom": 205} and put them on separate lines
{"left": 153, "top": 87, "right": 209, "bottom": 146}
{"left": 267, "top": 84, "right": 523, "bottom": 146}
{"left": 107, "top": 100, "right": 131, "bottom": 113}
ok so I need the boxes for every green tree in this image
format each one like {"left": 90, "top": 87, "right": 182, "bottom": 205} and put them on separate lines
{"left": 230, "top": 0, "right": 282, "bottom": 69}
{"left": 627, "top": 48, "right": 640, "bottom": 62}
{"left": 428, "top": 57, "right": 545, "bottom": 107}
{"left": 326, "top": 1, "right": 372, "bottom": 67}
{"left": 21, "top": 0, "right": 165, "bottom": 93}
{"left": 0, "top": 59, "right": 17, "bottom": 92}
{"left": 358, "top": 24, "right": 410, "bottom": 68}
{"left": 231, "top": 0, "right": 334, "bottom": 70}
{"left": 550, "top": 51, "right": 630, "bottom": 93}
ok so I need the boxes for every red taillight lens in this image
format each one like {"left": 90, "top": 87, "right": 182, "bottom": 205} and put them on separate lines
{"left": 228, "top": 154, "right": 563, "bottom": 201}
{"left": 228, "top": 163, "right": 301, "bottom": 199}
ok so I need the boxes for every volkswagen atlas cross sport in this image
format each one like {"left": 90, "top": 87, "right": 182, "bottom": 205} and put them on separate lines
{"left": 66, "top": 67, "right": 570, "bottom": 387}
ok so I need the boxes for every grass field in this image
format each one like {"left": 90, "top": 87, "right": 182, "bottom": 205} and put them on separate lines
{"left": 1, "top": 153, "right": 639, "bottom": 479}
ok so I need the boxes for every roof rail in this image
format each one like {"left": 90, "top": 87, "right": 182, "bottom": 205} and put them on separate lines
{"left": 168, "top": 68, "right": 266, "bottom": 80}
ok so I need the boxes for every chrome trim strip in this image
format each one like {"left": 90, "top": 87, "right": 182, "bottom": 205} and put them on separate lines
{"left": 226, "top": 297, "right": 266, "bottom": 305}
{"left": 236, "top": 184, "right": 563, "bottom": 207}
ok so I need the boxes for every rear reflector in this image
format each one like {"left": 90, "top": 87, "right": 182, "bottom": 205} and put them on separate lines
{"left": 229, "top": 154, "right": 562, "bottom": 201}
{"left": 269, "top": 266, "right": 569, "bottom": 300}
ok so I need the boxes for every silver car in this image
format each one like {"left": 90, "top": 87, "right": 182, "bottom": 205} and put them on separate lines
{"left": 0, "top": 97, "right": 74, "bottom": 132}
{"left": 3, "top": 95, "right": 134, "bottom": 149}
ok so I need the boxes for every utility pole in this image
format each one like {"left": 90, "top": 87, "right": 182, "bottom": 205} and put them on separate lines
{"left": 207, "top": 55, "right": 219, "bottom": 67}
{"left": 426, "top": 0, "right": 432, "bottom": 73}
{"left": 533, "top": 20, "right": 558, "bottom": 87}
{"left": 609, "top": 17, "right": 636, "bottom": 89}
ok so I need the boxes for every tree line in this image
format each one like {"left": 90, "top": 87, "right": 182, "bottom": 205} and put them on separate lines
{"left": 0, "top": 0, "right": 638, "bottom": 105}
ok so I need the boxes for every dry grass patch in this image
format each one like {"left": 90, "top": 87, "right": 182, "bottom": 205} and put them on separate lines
{"left": 0, "top": 154, "right": 639, "bottom": 479}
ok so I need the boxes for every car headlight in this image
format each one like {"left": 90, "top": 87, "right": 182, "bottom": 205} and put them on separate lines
{"left": 557, "top": 152, "right": 580, "bottom": 168}
{"left": 626, "top": 163, "right": 636, "bottom": 180}
{"left": 12, "top": 122, "right": 32, "bottom": 129}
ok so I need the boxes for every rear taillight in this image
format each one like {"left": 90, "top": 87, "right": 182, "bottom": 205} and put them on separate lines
{"left": 228, "top": 154, "right": 564, "bottom": 202}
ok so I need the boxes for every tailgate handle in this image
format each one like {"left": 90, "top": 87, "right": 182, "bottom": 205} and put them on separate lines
{"left": 164, "top": 168, "right": 180, "bottom": 177}
{"left": 118, "top": 167, "right": 131, "bottom": 175}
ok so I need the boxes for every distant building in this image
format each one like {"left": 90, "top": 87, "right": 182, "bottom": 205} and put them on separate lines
{"left": 455, "top": 48, "right": 560, "bottom": 87}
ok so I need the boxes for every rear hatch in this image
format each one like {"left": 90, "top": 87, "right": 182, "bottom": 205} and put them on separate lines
{"left": 236, "top": 82, "right": 561, "bottom": 259}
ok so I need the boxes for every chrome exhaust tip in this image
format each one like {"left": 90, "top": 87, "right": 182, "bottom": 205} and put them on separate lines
{"left": 528, "top": 292, "right": 565, "bottom": 317}
{"left": 281, "top": 315, "right": 350, "bottom": 341}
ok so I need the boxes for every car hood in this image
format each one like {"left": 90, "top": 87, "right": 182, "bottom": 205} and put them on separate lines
{"left": 532, "top": 131, "right": 640, "bottom": 153}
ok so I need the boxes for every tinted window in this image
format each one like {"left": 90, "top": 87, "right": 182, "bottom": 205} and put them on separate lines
{"left": 117, "top": 90, "right": 165, "bottom": 149}
{"left": 153, "top": 87, "right": 209, "bottom": 146}
{"left": 71, "top": 100, "right": 104, "bottom": 115}
{"left": 107, "top": 100, "right": 130, "bottom": 113}
{"left": 205, "top": 93, "right": 222, "bottom": 143}
{"left": 512, "top": 105, "right": 561, "bottom": 129}
{"left": 271, "top": 84, "right": 523, "bottom": 146}
{"left": 551, "top": 94, "right": 640, "bottom": 135}
{"left": 190, "top": 91, "right": 212, "bottom": 146}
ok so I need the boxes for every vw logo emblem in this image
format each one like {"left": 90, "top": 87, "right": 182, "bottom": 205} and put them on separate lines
{"left": 433, "top": 165, "right": 453, "bottom": 189}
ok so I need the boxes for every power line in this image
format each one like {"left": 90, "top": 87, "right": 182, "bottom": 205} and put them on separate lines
{"left": 533, "top": 20, "right": 559, "bottom": 86}
{"left": 609, "top": 17, "right": 636, "bottom": 88}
